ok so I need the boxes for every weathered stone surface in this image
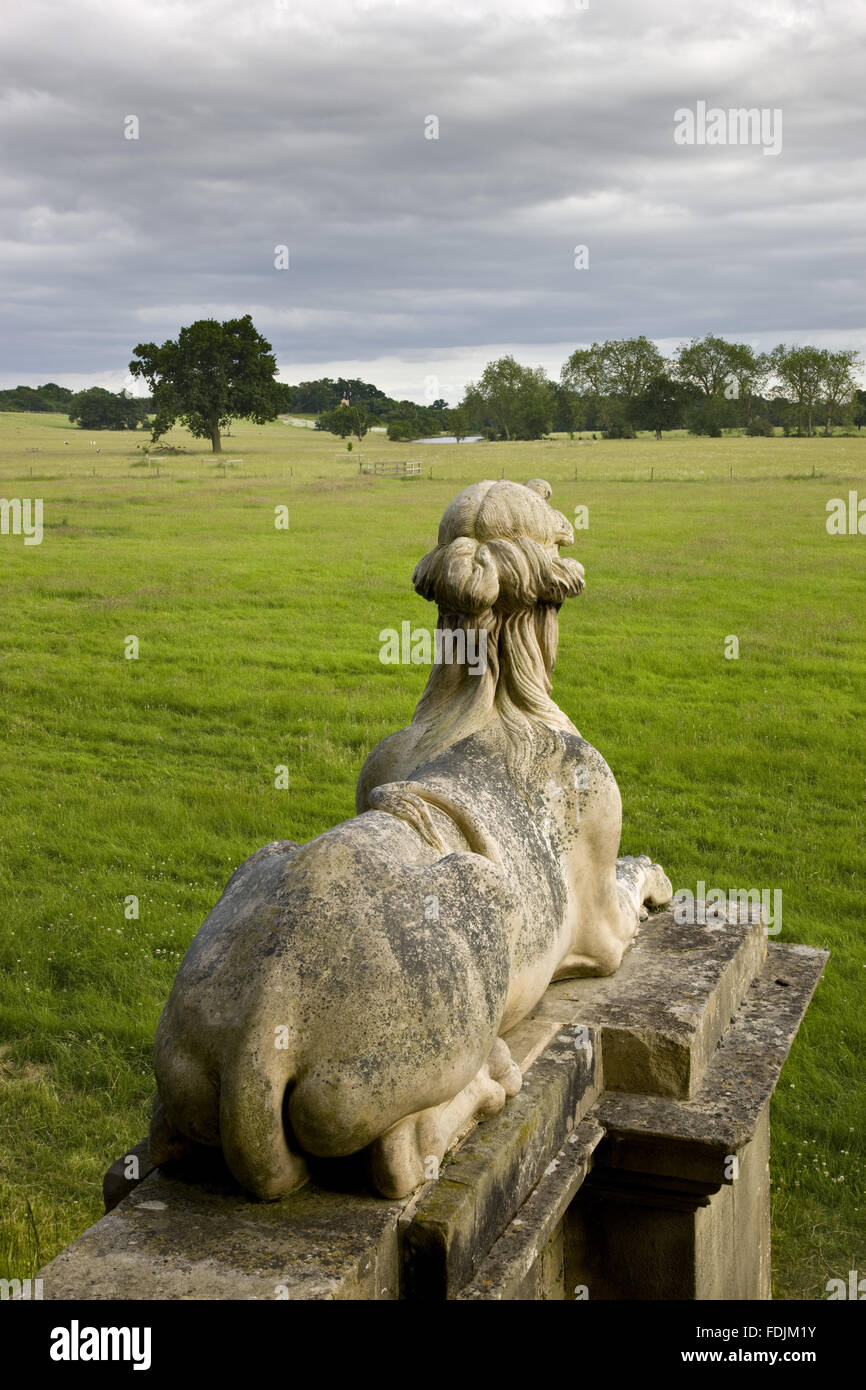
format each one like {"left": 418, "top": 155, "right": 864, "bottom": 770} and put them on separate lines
{"left": 401, "top": 1022, "right": 601, "bottom": 1298}
{"left": 565, "top": 1106, "right": 771, "bottom": 1300}
{"left": 514, "top": 1220, "right": 566, "bottom": 1300}
{"left": 458, "top": 1118, "right": 604, "bottom": 1300}
{"left": 42, "top": 1020, "right": 599, "bottom": 1301}
{"left": 530, "top": 904, "right": 768, "bottom": 1098}
{"left": 590, "top": 942, "right": 828, "bottom": 1186}
{"left": 103, "top": 1139, "right": 155, "bottom": 1214}
{"left": 40, "top": 928, "right": 826, "bottom": 1301}
{"left": 501, "top": 1015, "right": 572, "bottom": 1074}
{"left": 562, "top": 942, "right": 827, "bottom": 1300}
{"left": 41, "top": 1155, "right": 408, "bottom": 1301}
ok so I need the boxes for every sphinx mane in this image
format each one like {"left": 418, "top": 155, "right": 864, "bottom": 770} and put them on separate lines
{"left": 407, "top": 480, "right": 585, "bottom": 771}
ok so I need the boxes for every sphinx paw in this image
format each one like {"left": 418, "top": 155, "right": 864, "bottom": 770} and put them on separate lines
{"left": 643, "top": 862, "right": 673, "bottom": 907}
{"left": 487, "top": 1038, "right": 522, "bottom": 1097}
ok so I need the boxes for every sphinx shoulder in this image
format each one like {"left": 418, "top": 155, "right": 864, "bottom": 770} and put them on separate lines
{"left": 555, "top": 728, "right": 617, "bottom": 788}
{"left": 356, "top": 726, "right": 416, "bottom": 812}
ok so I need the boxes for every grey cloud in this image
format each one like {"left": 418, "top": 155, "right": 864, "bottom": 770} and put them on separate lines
{"left": 0, "top": 0, "right": 864, "bottom": 396}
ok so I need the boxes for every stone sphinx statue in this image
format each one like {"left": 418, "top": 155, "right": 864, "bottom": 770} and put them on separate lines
{"left": 149, "top": 478, "right": 672, "bottom": 1200}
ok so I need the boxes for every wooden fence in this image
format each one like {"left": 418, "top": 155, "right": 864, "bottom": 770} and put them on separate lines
{"left": 359, "top": 460, "right": 422, "bottom": 477}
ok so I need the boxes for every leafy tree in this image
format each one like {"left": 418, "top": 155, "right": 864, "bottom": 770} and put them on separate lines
{"left": 0, "top": 385, "right": 38, "bottom": 411}
{"left": 817, "top": 348, "right": 861, "bottom": 435}
{"left": 271, "top": 381, "right": 293, "bottom": 412}
{"left": 387, "top": 418, "right": 417, "bottom": 441}
{"left": 386, "top": 400, "right": 446, "bottom": 435}
{"left": 292, "top": 378, "right": 337, "bottom": 413}
{"left": 462, "top": 356, "right": 555, "bottom": 440}
{"left": 560, "top": 343, "right": 608, "bottom": 398}
{"left": 317, "top": 406, "right": 351, "bottom": 437}
{"left": 348, "top": 404, "right": 370, "bottom": 440}
{"left": 599, "top": 398, "right": 636, "bottom": 438}
{"left": 728, "top": 351, "right": 771, "bottom": 427}
{"left": 36, "top": 382, "right": 76, "bottom": 412}
{"left": 551, "top": 383, "right": 581, "bottom": 435}
{"left": 561, "top": 337, "right": 665, "bottom": 433}
{"left": 752, "top": 393, "right": 792, "bottom": 430}
{"left": 318, "top": 403, "right": 368, "bottom": 440}
{"left": 333, "top": 379, "right": 391, "bottom": 416}
{"left": 674, "top": 335, "right": 769, "bottom": 428}
{"left": 684, "top": 397, "right": 726, "bottom": 437}
{"left": 853, "top": 389, "right": 866, "bottom": 430}
{"left": 601, "top": 336, "right": 667, "bottom": 401}
{"left": 129, "top": 315, "right": 278, "bottom": 452}
{"left": 745, "top": 416, "right": 774, "bottom": 436}
{"left": 68, "top": 386, "right": 147, "bottom": 430}
{"left": 633, "top": 372, "right": 686, "bottom": 439}
{"left": 769, "top": 345, "right": 825, "bottom": 437}
{"left": 292, "top": 377, "right": 393, "bottom": 417}
{"left": 562, "top": 337, "right": 666, "bottom": 400}
{"left": 675, "top": 334, "right": 745, "bottom": 397}
{"left": 448, "top": 407, "right": 470, "bottom": 441}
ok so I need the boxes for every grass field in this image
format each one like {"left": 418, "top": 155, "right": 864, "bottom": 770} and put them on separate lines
{"left": 1, "top": 410, "right": 864, "bottom": 1297}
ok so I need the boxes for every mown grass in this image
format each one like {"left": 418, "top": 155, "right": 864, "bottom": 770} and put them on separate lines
{"left": 1, "top": 411, "right": 864, "bottom": 1296}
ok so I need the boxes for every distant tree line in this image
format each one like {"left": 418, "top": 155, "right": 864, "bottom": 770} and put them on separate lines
{"left": 286, "top": 338, "right": 865, "bottom": 443}
{"left": 281, "top": 377, "right": 452, "bottom": 441}
{"left": 462, "top": 338, "right": 865, "bottom": 442}
{"left": 0, "top": 382, "right": 75, "bottom": 412}
{"left": 4, "top": 326, "right": 864, "bottom": 447}
{"left": 68, "top": 388, "right": 151, "bottom": 431}
{"left": 0, "top": 382, "right": 154, "bottom": 429}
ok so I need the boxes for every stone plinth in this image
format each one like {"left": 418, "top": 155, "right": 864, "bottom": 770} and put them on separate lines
{"left": 564, "top": 944, "right": 826, "bottom": 1301}
{"left": 39, "top": 910, "right": 828, "bottom": 1301}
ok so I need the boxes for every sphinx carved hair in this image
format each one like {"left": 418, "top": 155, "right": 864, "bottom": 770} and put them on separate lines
{"left": 409, "top": 479, "right": 585, "bottom": 765}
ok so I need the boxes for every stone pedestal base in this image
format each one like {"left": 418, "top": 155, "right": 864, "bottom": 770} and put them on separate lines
{"left": 565, "top": 1104, "right": 771, "bottom": 1300}
{"left": 39, "top": 909, "right": 827, "bottom": 1301}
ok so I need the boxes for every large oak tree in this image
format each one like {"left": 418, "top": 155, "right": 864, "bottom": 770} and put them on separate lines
{"left": 129, "top": 315, "right": 278, "bottom": 452}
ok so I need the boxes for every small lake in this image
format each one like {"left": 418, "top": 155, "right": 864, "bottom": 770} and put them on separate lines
{"left": 416, "top": 435, "right": 484, "bottom": 445}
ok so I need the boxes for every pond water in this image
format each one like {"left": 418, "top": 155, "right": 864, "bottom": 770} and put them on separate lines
{"left": 416, "top": 435, "right": 484, "bottom": 445}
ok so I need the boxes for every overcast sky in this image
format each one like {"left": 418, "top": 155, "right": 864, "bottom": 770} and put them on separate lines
{"left": 1, "top": 0, "right": 864, "bottom": 401}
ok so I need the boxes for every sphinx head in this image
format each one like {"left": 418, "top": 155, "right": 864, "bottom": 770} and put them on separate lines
{"left": 413, "top": 477, "right": 585, "bottom": 666}
{"left": 409, "top": 479, "right": 585, "bottom": 759}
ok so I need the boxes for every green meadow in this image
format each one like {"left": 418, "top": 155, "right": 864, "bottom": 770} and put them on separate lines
{"left": 1, "top": 410, "right": 864, "bottom": 1297}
